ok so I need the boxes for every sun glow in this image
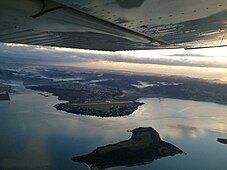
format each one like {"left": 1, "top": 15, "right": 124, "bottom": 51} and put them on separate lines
{"left": 1, "top": 43, "right": 227, "bottom": 82}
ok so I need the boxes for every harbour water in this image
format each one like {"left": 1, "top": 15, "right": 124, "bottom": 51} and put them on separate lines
{"left": 1, "top": 83, "right": 227, "bottom": 170}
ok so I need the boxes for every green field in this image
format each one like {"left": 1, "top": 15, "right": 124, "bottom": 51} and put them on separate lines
{"left": 75, "top": 101, "right": 133, "bottom": 112}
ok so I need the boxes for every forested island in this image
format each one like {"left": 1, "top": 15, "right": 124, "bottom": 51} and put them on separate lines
{"left": 73, "top": 127, "right": 183, "bottom": 169}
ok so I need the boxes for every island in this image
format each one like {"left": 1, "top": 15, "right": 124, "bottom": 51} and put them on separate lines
{"left": 72, "top": 127, "right": 183, "bottom": 169}
{"left": 54, "top": 101, "right": 143, "bottom": 117}
{"left": 217, "top": 138, "right": 227, "bottom": 144}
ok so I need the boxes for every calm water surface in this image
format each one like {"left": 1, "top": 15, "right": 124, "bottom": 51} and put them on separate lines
{"left": 1, "top": 83, "right": 227, "bottom": 170}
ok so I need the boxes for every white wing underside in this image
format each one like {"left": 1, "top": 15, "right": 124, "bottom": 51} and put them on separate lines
{"left": 0, "top": 0, "right": 227, "bottom": 51}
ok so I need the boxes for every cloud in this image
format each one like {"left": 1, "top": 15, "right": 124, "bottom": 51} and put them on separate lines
{"left": 0, "top": 43, "right": 227, "bottom": 69}
{"left": 168, "top": 53, "right": 206, "bottom": 57}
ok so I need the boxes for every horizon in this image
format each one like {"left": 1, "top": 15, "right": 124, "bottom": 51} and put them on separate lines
{"left": 0, "top": 43, "right": 227, "bottom": 82}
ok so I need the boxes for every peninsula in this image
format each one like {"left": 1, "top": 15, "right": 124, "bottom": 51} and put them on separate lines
{"left": 54, "top": 101, "right": 143, "bottom": 117}
{"left": 0, "top": 83, "right": 11, "bottom": 101}
{"left": 217, "top": 138, "right": 227, "bottom": 144}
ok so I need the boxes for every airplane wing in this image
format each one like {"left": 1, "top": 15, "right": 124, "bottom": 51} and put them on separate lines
{"left": 0, "top": 0, "right": 226, "bottom": 51}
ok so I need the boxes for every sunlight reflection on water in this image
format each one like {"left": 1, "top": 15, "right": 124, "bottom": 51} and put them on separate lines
{"left": 1, "top": 85, "right": 227, "bottom": 170}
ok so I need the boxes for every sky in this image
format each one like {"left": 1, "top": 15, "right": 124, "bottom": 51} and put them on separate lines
{"left": 0, "top": 43, "right": 227, "bottom": 82}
